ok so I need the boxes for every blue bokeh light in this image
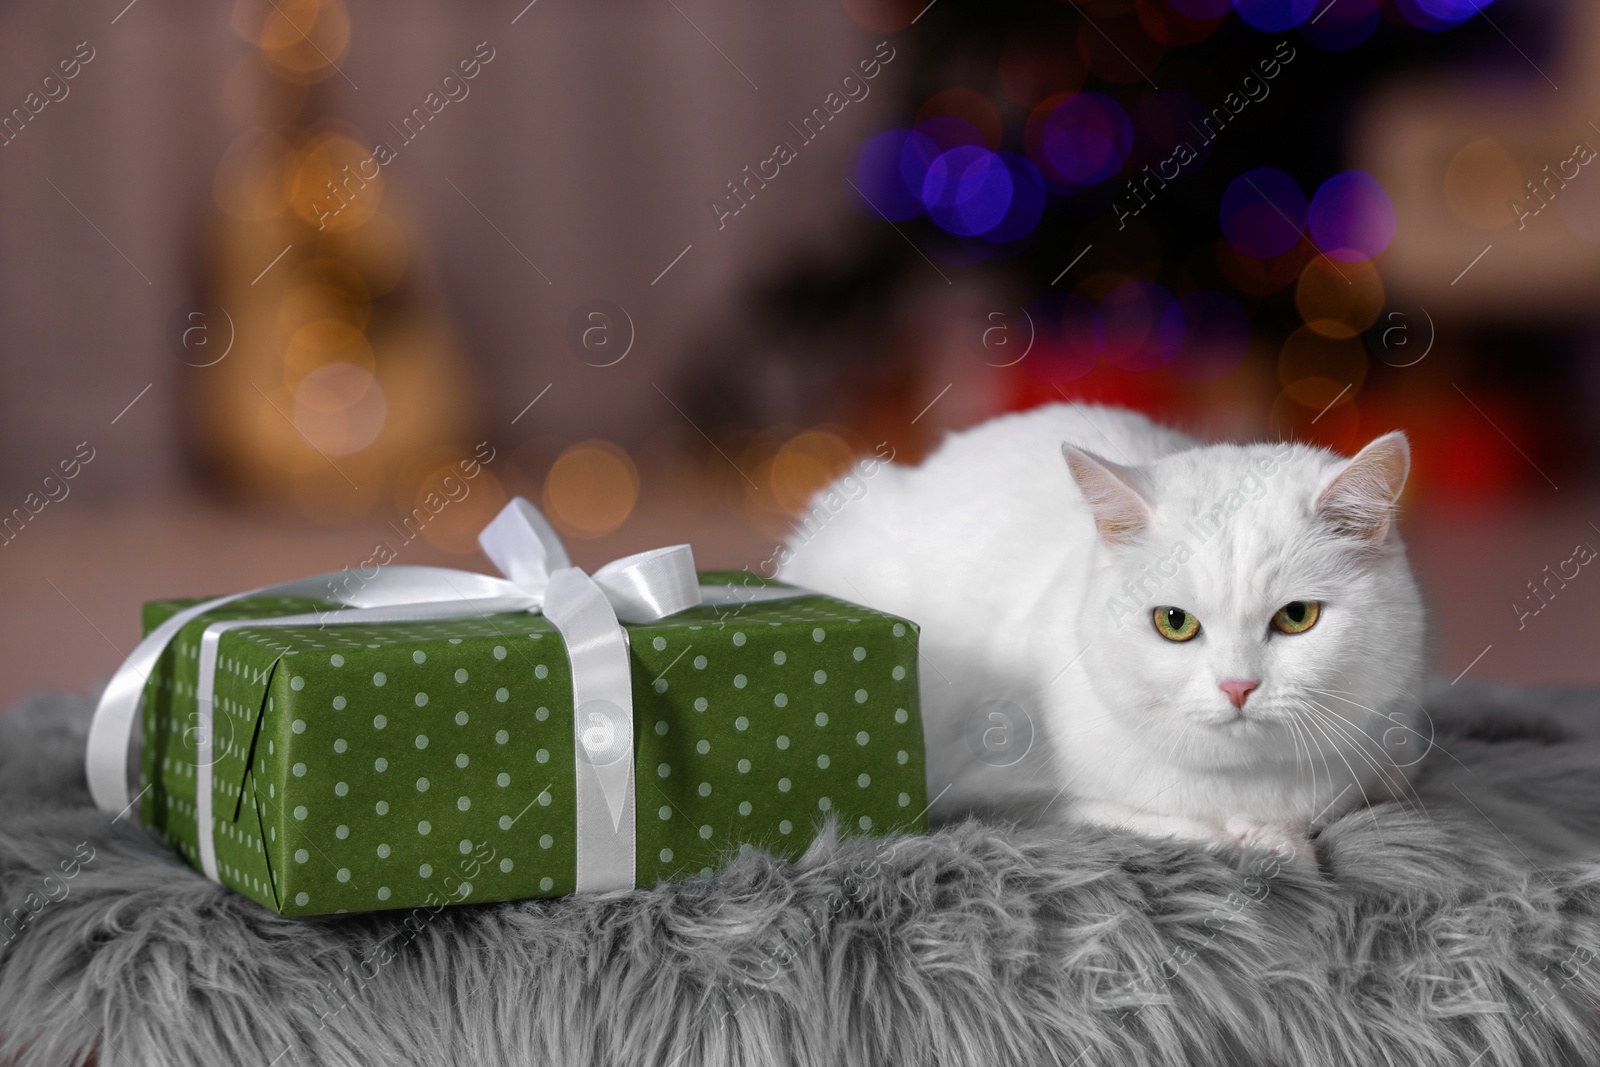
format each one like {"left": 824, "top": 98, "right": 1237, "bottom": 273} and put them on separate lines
{"left": 1219, "top": 167, "right": 1307, "bottom": 259}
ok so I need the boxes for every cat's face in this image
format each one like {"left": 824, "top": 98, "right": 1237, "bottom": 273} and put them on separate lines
{"left": 1067, "top": 435, "right": 1426, "bottom": 774}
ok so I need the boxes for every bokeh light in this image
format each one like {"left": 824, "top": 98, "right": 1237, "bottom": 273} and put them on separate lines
{"left": 1296, "top": 255, "right": 1385, "bottom": 338}
{"left": 853, "top": 128, "right": 940, "bottom": 221}
{"left": 1395, "top": 0, "right": 1492, "bottom": 30}
{"left": 1220, "top": 168, "right": 1307, "bottom": 259}
{"left": 1278, "top": 326, "right": 1368, "bottom": 409}
{"left": 1158, "top": 290, "right": 1250, "bottom": 380}
{"left": 292, "top": 362, "right": 387, "bottom": 456}
{"left": 1026, "top": 92, "right": 1134, "bottom": 189}
{"left": 1445, "top": 138, "right": 1524, "bottom": 230}
{"left": 981, "top": 153, "right": 1048, "bottom": 244}
{"left": 542, "top": 440, "right": 639, "bottom": 540}
{"left": 213, "top": 128, "right": 293, "bottom": 221}
{"left": 1234, "top": 0, "right": 1317, "bottom": 32}
{"left": 769, "top": 430, "right": 857, "bottom": 514}
{"left": 923, "top": 146, "right": 1014, "bottom": 237}
{"left": 1307, "top": 170, "right": 1396, "bottom": 260}
{"left": 1300, "top": 0, "right": 1381, "bottom": 49}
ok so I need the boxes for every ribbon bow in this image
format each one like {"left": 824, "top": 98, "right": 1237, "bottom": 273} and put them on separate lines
{"left": 85, "top": 498, "right": 756, "bottom": 894}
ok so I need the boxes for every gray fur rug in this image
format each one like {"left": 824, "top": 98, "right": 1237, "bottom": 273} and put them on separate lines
{"left": 5, "top": 685, "right": 1600, "bottom": 1067}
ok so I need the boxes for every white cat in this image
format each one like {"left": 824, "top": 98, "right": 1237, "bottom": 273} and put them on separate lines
{"left": 778, "top": 403, "right": 1426, "bottom": 862}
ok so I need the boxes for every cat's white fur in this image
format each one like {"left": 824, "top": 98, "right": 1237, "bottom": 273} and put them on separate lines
{"left": 778, "top": 404, "right": 1426, "bottom": 861}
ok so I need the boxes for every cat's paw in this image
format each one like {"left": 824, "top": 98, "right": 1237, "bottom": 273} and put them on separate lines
{"left": 1220, "top": 817, "right": 1315, "bottom": 869}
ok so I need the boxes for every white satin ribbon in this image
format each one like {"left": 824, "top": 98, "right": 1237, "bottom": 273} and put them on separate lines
{"left": 83, "top": 496, "right": 793, "bottom": 895}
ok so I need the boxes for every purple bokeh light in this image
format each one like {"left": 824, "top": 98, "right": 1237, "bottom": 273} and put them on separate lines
{"left": 1307, "top": 170, "right": 1396, "bottom": 260}
{"left": 1219, "top": 167, "right": 1307, "bottom": 259}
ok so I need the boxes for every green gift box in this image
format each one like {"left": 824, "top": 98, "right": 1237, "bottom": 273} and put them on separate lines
{"left": 131, "top": 570, "right": 927, "bottom": 916}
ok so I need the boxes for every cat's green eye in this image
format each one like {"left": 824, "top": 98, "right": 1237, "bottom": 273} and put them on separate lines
{"left": 1153, "top": 607, "right": 1201, "bottom": 642}
{"left": 1271, "top": 600, "right": 1321, "bottom": 635}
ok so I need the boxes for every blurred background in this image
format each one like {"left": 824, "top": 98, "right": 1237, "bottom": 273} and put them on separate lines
{"left": 1, "top": 0, "right": 1596, "bottom": 706}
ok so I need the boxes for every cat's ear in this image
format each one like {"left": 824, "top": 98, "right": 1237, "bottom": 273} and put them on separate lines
{"left": 1062, "top": 444, "right": 1154, "bottom": 545}
{"left": 1315, "top": 431, "right": 1410, "bottom": 541}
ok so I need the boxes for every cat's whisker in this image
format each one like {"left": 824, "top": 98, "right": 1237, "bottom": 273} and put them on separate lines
{"left": 1298, "top": 698, "right": 1428, "bottom": 819}
{"left": 1286, "top": 705, "right": 1335, "bottom": 808}
{"left": 1298, "top": 689, "right": 1436, "bottom": 810}
{"left": 1289, "top": 701, "right": 1400, "bottom": 838}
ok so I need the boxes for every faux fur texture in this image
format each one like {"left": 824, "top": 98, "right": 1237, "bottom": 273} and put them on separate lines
{"left": 4, "top": 684, "right": 1600, "bottom": 1067}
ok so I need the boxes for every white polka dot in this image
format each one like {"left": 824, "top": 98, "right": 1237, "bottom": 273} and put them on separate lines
{"left": 537, "top": 791, "right": 551, "bottom": 807}
{"left": 331, "top": 654, "right": 345, "bottom": 667}
{"left": 418, "top": 821, "right": 432, "bottom": 835}
{"left": 735, "top": 716, "right": 749, "bottom": 731}
{"left": 859, "top": 816, "right": 873, "bottom": 830}
{"left": 334, "top": 781, "right": 349, "bottom": 797}
{"left": 698, "top": 782, "right": 712, "bottom": 796}
{"left": 653, "top": 679, "right": 669, "bottom": 693}
{"left": 895, "top": 707, "right": 909, "bottom": 724}
{"left": 534, "top": 664, "right": 548, "bottom": 679}
{"left": 295, "top": 892, "right": 310, "bottom": 906}
{"left": 778, "top": 777, "right": 791, "bottom": 792}
{"left": 773, "top": 650, "right": 786, "bottom": 665}
{"left": 293, "top": 805, "right": 308, "bottom": 820}
{"left": 413, "top": 650, "right": 427, "bottom": 664}
{"left": 814, "top": 670, "right": 827, "bottom": 684}
{"left": 493, "top": 645, "right": 506, "bottom": 660}
{"left": 377, "top": 887, "right": 391, "bottom": 901}
{"left": 853, "top": 647, "right": 866, "bottom": 661}
{"left": 292, "top": 762, "right": 307, "bottom": 777}
{"left": 333, "top": 738, "right": 348, "bottom": 754}
{"left": 774, "top": 693, "right": 788, "bottom": 707}
{"left": 817, "top": 754, "right": 830, "bottom": 769}
{"left": 858, "top": 773, "right": 871, "bottom": 787}
{"left": 376, "top": 800, "right": 389, "bottom": 814}
{"left": 416, "top": 692, "right": 431, "bottom": 708}
{"left": 295, "top": 849, "right": 309, "bottom": 863}
{"left": 652, "top": 636, "right": 667, "bottom": 651}
{"left": 455, "top": 711, "right": 469, "bottom": 726}
{"left": 893, "top": 623, "right": 906, "bottom": 637}
{"left": 535, "top": 707, "right": 549, "bottom": 721}
{"left": 696, "top": 739, "right": 710, "bottom": 754}
{"left": 496, "top": 688, "right": 509, "bottom": 702}
{"left": 655, "top": 721, "right": 669, "bottom": 736}
{"left": 658, "top": 805, "right": 672, "bottom": 820}
{"left": 373, "top": 672, "right": 387, "bottom": 687}
{"left": 375, "top": 757, "right": 388, "bottom": 772}
{"left": 373, "top": 715, "right": 387, "bottom": 730}
{"left": 660, "top": 848, "right": 674, "bottom": 862}
{"left": 458, "top": 796, "right": 471, "bottom": 811}
{"left": 892, "top": 666, "right": 906, "bottom": 681}
{"left": 415, "top": 734, "right": 429, "bottom": 749}
{"left": 732, "top": 632, "right": 746, "bottom": 647}
{"left": 856, "top": 731, "right": 870, "bottom": 745}
{"left": 733, "top": 674, "right": 747, "bottom": 689}
{"left": 738, "top": 758, "right": 751, "bottom": 773}
{"left": 420, "top": 863, "right": 433, "bottom": 877}
{"left": 416, "top": 777, "right": 430, "bottom": 792}
{"left": 854, "top": 689, "right": 868, "bottom": 703}
{"left": 815, "top": 712, "right": 829, "bottom": 727}
{"left": 459, "top": 839, "right": 473, "bottom": 855}
{"left": 540, "top": 877, "right": 554, "bottom": 891}
{"left": 496, "top": 730, "right": 509, "bottom": 744}
{"left": 699, "top": 825, "right": 713, "bottom": 840}
{"left": 497, "top": 772, "right": 510, "bottom": 787}
{"left": 336, "top": 867, "right": 351, "bottom": 883}
{"left": 291, "top": 675, "right": 306, "bottom": 691}
{"left": 694, "top": 656, "right": 707, "bottom": 670}
{"left": 812, "top": 628, "right": 826, "bottom": 642}
{"left": 499, "top": 816, "right": 513, "bottom": 830}
{"left": 898, "top": 792, "right": 911, "bottom": 807}
{"left": 539, "top": 834, "right": 553, "bottom": 848}
{"left": 455, "top": 669, "right": 468, "bottom": 683}
{"left": 776, "top": 735, "right": 790, "bottom": 750}
{"left": 333, "top": 695, "right": 347, "bottom": 710}
{"left": 500, "top": 858, "right": 514, "bottom": 873}
{"left": 897, "top": 750, "right": 909, "bottom": 765}
{"left": 658, "top": 763, "right": 672, "bottom": 777}
{"left": 779, "top": 820, "right": 793, "bottom": 835}
{"left": 377, "top": 843, "right": 391, "bottom": 858}
{"left": 456, "top": 753, "right": 470, "bottom": 768}
{"left": 291, "top": 719, "right": 306, "bottom": 734}
{"left": 818, "top": 796, "right": 832, "bottom": 811}
{"left": 694, "top": 697, "right": 708, "bottom": 712}
{"left": 738, "top": 801, "right": 752, "bottom": 816}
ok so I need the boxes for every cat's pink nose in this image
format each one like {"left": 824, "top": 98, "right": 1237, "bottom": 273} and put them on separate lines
{"left": 1218, "top": 678, "right": 1259, "bottom": 709}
